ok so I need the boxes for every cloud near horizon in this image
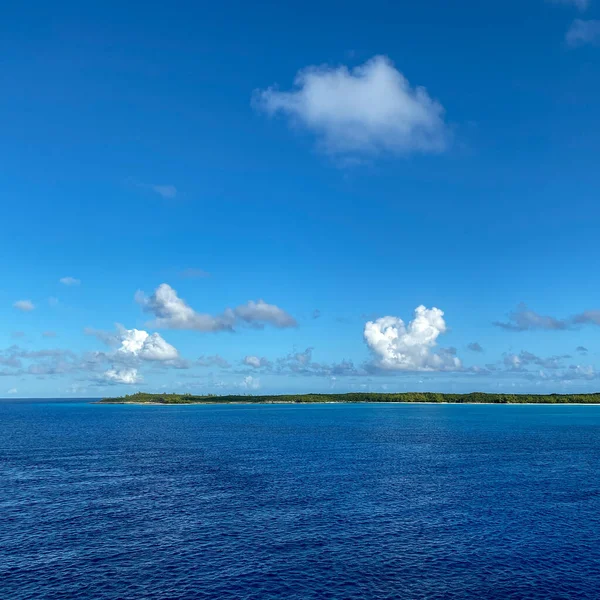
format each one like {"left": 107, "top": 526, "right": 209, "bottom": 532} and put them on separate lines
{"left": 103, "top": 367, "right": 141, "bottom": 384}
{"left": 364, "top": 306, "right": 461, "bottom": 371}
{"left": 494, "top": 303, "right": 600, "bottom": 332}
{"left": 254, "top": 55, "right": 449, "bottom": 158}
{"left": 136, "top": 283, "right": 297, "bottom": 331}
{"left": 114, "top": 327, "right": 179, "bottom": 362}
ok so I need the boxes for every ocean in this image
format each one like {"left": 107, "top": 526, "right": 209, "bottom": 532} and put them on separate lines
{"left": 1, "top": 400, "right": 600, "bottom": 599}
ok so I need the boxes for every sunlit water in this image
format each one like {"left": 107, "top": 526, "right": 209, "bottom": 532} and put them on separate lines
{"left": 2, "top": 400, "right": 600, "bottom": 599}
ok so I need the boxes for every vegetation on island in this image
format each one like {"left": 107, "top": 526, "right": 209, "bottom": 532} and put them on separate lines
{"left": 100, "top": 391, "right": 600, "bottom": 404}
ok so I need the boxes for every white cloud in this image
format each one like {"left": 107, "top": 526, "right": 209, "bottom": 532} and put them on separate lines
{"left": 242, "top": 375, "right": 260, "bottom": 390}
{"left": 566, "top": 19, "right": 600, "bottom": 45}
{"left": 244, "top": 355, "right": 261, "bottom": 368}
{"left": 104, "top": 368, "right": 141, "bottom": 384}
{"left": 7, "top": 388, "right": 17, "bottom": 394}
{"left": 136, "top": 284, "right": 232, "bottom": 332}
{"left": 364, "top": 306, "right": 461, "bottom": 371}
{"left": 42, "top": 331, "right": 57, "bottom": 338}
{"left": 115, "top": 327, "right": 179, "bottom": 362}
{"left": 13, "top": 300, "right": 35, "bottom": 312}
{"left": 255, "top": 55, "right": 449, "bottom": 158}
{"left": 136, "top": 283, "right": 296, "bottom": 331}
{"left": 243, "top": 355, "right": 271, "bottom": 368}
{"left": 59, "top": 277, "right": 81, "bottom": 286}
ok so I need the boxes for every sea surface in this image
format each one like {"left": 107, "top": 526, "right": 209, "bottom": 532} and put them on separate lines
{"left": 1, "top": 401, "right": 600, "bottom": 599}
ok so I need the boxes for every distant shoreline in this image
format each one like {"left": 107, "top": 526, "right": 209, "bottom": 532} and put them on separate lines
{"left": 99, "top": 392, "right": 600, "bottom": 406}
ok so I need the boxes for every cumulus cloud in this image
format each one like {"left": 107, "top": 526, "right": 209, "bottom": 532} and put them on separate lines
{"left": 136, "top": 284, "right": 233, "bottom": 332}
{"left": 566, "top": 19, "right": 600, "bottom": 45}
{"left": 103, "top": 368, "right": 141, "bottom": 384}
{"left": 115, "top": 327, "right": 179, "bottom": 362}
{"left": 87, "top": 325, "right": 179, "bottom": 363}
{"left": 254, "top": 55, "right": 449, "bottom": 158}
{"left": 60, "top": 277, "right": 80, "bottom": 286}
{"left": 364, "top": 306, "right": 461, "bottom": 371}
{"left": 467, "top": 342, "right": 484, "bottom": 353}
{"left": 136, "top": 284, "right": 296, "bottom": 331}
{"left": 242, "top": 375, "right": 260, "bottom": 390}
{"left": 576, "top": 346, "right": 589, "bottom": 354}
{"left": 243, "top": 355, "right": 271, "bottom": 368}
{"left": 494, "top": 304, "right": 569, "bottom": 331}
{"left": 14, "top": 300, "right": 35, "bottom": 312}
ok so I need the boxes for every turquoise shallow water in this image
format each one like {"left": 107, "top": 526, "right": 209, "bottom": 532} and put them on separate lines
{"left": 1, "top": 400, "right": 600, "bottom": 599}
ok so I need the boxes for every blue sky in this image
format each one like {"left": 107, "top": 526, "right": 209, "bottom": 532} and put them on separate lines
{"left": 2, "top": 0, "right": 600, "bottom": 397}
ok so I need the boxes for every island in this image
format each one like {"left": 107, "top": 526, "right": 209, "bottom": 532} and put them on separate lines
{"left": 99, "top": 391, "right": 600, "bottom": 404}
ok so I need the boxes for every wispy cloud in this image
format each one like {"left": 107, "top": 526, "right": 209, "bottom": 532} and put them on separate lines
{"left": 197, "top": 354, "right": 231, "bottom": 368}
{"left": 494, "top": 304, "right": 569, "bottom": 331}
{"left": 59, "top": 277, "right": 81, "bottom": 286}
{"left": 254, "top": 55, "right": 449, "bottom": 159}
{"left": 573, "top": 310, "right": 600, "bottom": 326}
{"left": 150, "top": 184, "right": 177, "bottom": 199}
{"left": 566, "top": 19, "right": 600, "bottom": 46}
{"left": 551, "top": 0, "right": 590, "bottom": 11}
{"left": 503, "top": 350, "right": 570, "bottom": 371}
{"left": 494, "top": 304, "right": 600, "bottom": 332}
{"left": 13, "top": 300, "right": 35, "bottom": 312}
{"left": 180, "top": 268, "right": 210, "bottom": 279}
{"left": 42, "top": 331, "right": 57, "bottom": 338}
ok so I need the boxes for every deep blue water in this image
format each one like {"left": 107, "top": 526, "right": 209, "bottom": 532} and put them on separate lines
{"left": 2, "top": 401, "right": 600, "bottom": 599}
